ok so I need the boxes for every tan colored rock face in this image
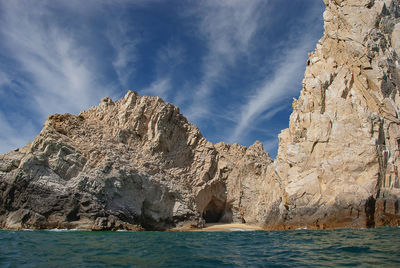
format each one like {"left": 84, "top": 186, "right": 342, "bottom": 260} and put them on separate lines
{"left": 263, "top": 0, "right": 400, "bottom": 229}
{"left": 0, "top": 90, "right": 272, "bottom": 230}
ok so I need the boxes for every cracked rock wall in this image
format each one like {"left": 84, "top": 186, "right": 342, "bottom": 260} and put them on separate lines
{"left": 263, "top": 0, "right": 400, "bottom": 229}
{"left": 0, "top": 92, "right": 272, "bottom": 230}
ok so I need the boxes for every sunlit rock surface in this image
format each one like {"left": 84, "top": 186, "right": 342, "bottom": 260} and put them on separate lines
{"left": 262, "top": 0, "right": 400, "bottom": 229}
{"left": 0, "top": 91, "right": 272, "bottom": 230}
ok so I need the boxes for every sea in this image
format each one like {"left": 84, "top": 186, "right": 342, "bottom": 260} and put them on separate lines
{"left": 1, "top": 227, "right": 399, "bottom": 267}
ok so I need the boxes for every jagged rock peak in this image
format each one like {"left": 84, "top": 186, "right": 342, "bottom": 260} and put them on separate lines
{"left": 0, "top": 91, "right": 273, "bottom": 230}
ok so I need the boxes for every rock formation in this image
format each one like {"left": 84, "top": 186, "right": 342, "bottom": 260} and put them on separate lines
{"left": 0, "top": 92, "right": 272, "bottom": 230}
{"left": 1, "top": 0, "right": 400, "bottom": 230}
{"left": 261, "top": 0, "right": 400, "bottom": 229}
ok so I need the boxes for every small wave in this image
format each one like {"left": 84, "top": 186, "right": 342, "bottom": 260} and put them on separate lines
{"left": 337, "top": 246, "right": 371, "bottom": 253}
{"left": 296, "top": 227, "right": 308, "bottom": 230}
{"left": 48, "top": 228, "right": 79, "bottom": 232}
{"left": 22, "top": 229, "right": 33, "bottom": 231}
{"left": 227, "top": 228, "right": 255, "bottom": 232}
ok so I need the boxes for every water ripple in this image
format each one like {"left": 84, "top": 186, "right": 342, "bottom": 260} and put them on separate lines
{"left": 0, "top": 228, "right": 399, "bottom": 267}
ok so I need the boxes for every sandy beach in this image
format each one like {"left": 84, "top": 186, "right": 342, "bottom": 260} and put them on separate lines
{"left": 201, "top": 223, "right": 264, "bottom": 231}
{"left": 171, "top": 223, "right": 265, "bottom": 232}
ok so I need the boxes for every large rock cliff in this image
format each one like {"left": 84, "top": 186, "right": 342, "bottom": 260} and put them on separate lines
{"left": 1, "top": 0, "right": 399, "bottom": 230}
{"left": 0, "top": 92, "right": 272, "bottom": 230}
{"left": 262, "top": 0, "right": 400, "bottom": 229}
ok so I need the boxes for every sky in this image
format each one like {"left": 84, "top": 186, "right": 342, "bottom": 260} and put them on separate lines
{"left": 0, "top": 0, "right": 325, "bottom": 158}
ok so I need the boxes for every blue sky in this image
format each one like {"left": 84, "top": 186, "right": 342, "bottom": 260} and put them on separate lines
{"left": 0, "top": 0, "right": 324, "bottom": 158}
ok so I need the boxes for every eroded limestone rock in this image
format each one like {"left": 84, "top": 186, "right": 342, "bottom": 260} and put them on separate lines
{"left": 0, "top": 91, "right": 272, "bottom": 230}
{"left": 263, "top": 0, "right": 400, "bottom": 229}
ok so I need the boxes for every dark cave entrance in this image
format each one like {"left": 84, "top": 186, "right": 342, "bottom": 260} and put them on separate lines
{"left": 202, "top": 197, "right": 226, "bottom": 223}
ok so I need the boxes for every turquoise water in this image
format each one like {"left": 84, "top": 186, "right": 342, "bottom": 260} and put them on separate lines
{"left": 1, "top": 227, "right": 400, "bottom": 267}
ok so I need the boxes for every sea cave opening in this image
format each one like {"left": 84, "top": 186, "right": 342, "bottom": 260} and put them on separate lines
{"left": 202, "top": 197, "right": 227, "bottom": 223}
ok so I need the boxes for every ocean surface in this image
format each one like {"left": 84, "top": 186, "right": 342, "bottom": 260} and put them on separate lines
{"left": 1, "top": 227, "right": 399, "bottom": 267}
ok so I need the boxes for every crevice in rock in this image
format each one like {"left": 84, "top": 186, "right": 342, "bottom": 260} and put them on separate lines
{"left": 365, "top": 195, "right": 376, "bottom": 228}
{"left": 320, "top": 86, "right": 327, "bottom": 114}
{"left": 376, "top": 118, "right": 387, "bottom": 191}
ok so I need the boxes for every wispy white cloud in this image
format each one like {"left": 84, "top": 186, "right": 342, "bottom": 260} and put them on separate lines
{"left": 184, "top": 0, "right": 267, "bottom": 121}
{"left": 141, "top": 77, "right": 171, "bottom": 100}
{"left": 156, "top": 40, "right": 185, "bottom": 69}
{"left": 0, "top": 72, "right": 11, "bottom": 88}
{"left": 0, "top": 1, "right": 113, "bottom": 118}
{"left": 0, "top": 0, "right": 125, "bottom": 153}
{"left": 228, "top": 3, "right": 323, "bottom": 145}
{"left": 107, "top": 21, "right": 139, "bottom": 88}
{"left": 141, "top": 40, "right": 185, "bottom": 102}
{"left": 197, "top": 0, "right": 262, "bottom": 58}
{"left": 259, "top": 105, "right": 288, "bottom": 121}
{"left": 49, "top": 0, "right": 162, "bottom": 16}
{"left": 229, "top": 37, "right": 314, "bottom": 143}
